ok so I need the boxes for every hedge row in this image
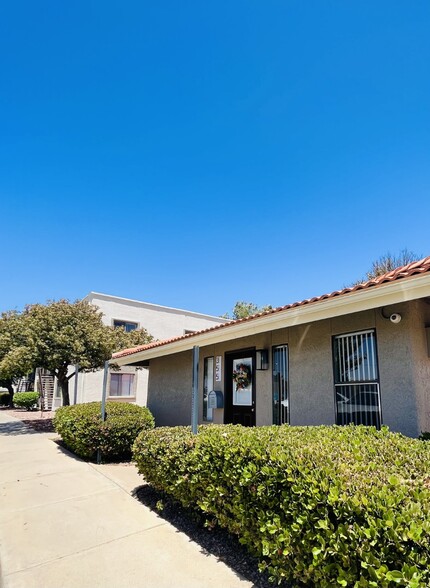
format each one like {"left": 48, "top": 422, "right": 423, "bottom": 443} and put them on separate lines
{"left": 54, "top": 401, "right": 155, "bottom": 462}
{"left": 133, "top": 425, "right": 430, "bottom": 587}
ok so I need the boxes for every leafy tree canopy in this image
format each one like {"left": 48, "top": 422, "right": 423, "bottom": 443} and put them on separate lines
{"left": 223, "top": 301, "right": 273, "bottom": 320}
{"left": 0, "top": 311, "right": 34, "bottom": 404}
{"left": 0, "top": 300, "right": 153, "bottom": 406}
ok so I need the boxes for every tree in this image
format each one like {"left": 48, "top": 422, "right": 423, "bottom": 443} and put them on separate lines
{"left": 0, "top": 311, "right": 33, "bottom": 407}
{"left": 19, "top": 300, "right": 153, "bottom": 406}
{"left": 223, "top": 301, "right": 273, "bottom": 320}
{"left": 355, "top": 249, "right": 422, "bottom": 284}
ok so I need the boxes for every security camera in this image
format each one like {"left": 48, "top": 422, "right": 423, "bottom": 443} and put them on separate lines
{"left": 390, "top": 313, "right": 402, "bottom": 324}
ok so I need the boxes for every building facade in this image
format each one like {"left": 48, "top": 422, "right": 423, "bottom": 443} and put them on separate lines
{"left": 113, "top": 258, "right": 430, "bottom": 438}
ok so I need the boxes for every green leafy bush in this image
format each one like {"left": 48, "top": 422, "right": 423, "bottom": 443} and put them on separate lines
{"left": 0, "top": 392, "right": 11, "bottom": 406}
{"left": 133, "top": 425, "right": 430, "bottom": 587}
{"left": 13, "top": 391, "right": 39, "bottom": 410}
{"left": 54, "top": 401, "right": 155, "bottom": 462}
{"left": 419, "top": 432, "right": 430, "bottom": 441}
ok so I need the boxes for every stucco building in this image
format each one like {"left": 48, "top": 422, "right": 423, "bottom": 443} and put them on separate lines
{"left": 47, "top": 292, "right": 226, "bottom": 409}
{"left": 112, "top": 258, "right": 430, "bottom": 438}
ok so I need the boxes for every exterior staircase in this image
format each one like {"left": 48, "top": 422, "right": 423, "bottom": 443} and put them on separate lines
{"left": 16, "top": 378, "right": 33, "bottom": 392}
{"left": 35, "top": 369, "right": 55, "bottom": 410}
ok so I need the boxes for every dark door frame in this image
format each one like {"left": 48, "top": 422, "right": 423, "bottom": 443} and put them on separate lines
{"left": 224, "top": 348, "right": 256, "bottom": 426}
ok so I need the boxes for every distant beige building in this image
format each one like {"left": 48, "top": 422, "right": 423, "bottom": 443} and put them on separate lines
{"left": 47, "top": 292, "right": 226, "bottom": 409}
{"left": 113, "top": 258, "right": 430, "bottom": 438}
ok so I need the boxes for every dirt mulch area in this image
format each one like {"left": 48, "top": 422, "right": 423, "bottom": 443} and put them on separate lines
{"left": 0, "top": 408, "right": 55, "bottom": 433}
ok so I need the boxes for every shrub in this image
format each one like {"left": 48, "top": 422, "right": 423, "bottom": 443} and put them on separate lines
{"left": 0, "top": 392, "right": 11, "bottom": 406}
{"left": 13, "top": 391, "right": 39, "bottom": 410}
{"left": 54, "top": 401, "right": 155, "bottom": 462}
{"left": 133, "top": 425, "right": 430, "bottom": 587}
{"left": 419, "top": 431, "right": 430, "bottom": 441}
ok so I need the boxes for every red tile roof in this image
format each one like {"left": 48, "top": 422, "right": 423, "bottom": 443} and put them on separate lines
{"left": 112, "top": 256, "right": 430, "bottom": 359}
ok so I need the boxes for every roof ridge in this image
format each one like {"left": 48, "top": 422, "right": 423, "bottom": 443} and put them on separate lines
{"left": 112, "top": 255, "right": 430, "bottom": 359}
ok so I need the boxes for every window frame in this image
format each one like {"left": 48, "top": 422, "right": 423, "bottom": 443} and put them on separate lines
{"left": 108, "top": 372, "right": 136, "bottom": 398}
{"left": 203, "top": 356, "right": 214, "bottom": 422}
{"left": 332, "top": 329, "right": 382, "bottom": 428}
{"left": 112, "top": 319, "right": 139, "bottom": 332}
{"left": 272, "top": 344, "right": 289, "bottom": 425}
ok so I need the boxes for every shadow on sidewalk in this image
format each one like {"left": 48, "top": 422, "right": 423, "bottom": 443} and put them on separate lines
{"left": 133, "top": 485, "right": 291, "bottom": 588}
{"left": 0, "top": 421, "right": 41, "bottom": 436}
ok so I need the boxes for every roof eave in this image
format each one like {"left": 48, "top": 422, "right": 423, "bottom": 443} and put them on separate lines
{"left": 112, "top": 273, "right": 430, "bottom": 366}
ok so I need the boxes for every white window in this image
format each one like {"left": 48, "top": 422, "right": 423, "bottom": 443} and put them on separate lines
{"left": 110, "top": 373, "right": 135, "bottom": 397}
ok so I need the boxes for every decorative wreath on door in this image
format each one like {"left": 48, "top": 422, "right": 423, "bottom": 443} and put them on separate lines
{"left": 232, "top": 363, "right": 252, "bottom": 390}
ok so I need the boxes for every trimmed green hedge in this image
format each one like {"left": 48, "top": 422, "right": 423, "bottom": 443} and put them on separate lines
{"left": 13, "top": 391, "right": 39, "bottom": 410}
{"left": 0, "top": 392, "right": 11, "bottom": 406}
{"left": 54, "top": 401, "right": 155, "bottom": 462}
{"left": 133, "top": 425, "right": 430, "bottom": 587}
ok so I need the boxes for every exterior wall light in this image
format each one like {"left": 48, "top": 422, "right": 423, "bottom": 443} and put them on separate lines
{"left": 256, "top": 349, "right": 269, "bottom": 370}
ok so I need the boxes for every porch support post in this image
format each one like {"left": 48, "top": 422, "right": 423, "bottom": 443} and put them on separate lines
{"left": 191, "top": 346, "right": 199, "bottom": 434}
{"left": 97, "top": 360, "right": 110, "bottom": 464}
{"left": 73, "top": 364, "right": 79, "bottom": 405}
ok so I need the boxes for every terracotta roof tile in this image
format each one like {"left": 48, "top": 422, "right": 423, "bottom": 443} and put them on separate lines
{"left": 112, "top": 256, "right": 430, "bottom": 359}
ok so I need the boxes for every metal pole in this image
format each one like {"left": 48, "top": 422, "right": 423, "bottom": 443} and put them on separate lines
{"left": 191, "top": 346, "right": 199, "bottom": 434}
{"left": 73, "top": 364, "right": 79, "bottom": 405}
{"left": 37, "top": 369, "right": 44, "bottom": 415}
{"left": 97, "top": 361, "right": 109, "bottom": 464}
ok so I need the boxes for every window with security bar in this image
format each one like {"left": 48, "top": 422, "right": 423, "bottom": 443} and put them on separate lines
{"left": 203, "top": 356, "right": 214, "bottom": 422}
{"left": 272, "top": 345, "right": 289, "bottom": 425}
{"left": 333, "top": 330, "right": 382, "bottom": 428}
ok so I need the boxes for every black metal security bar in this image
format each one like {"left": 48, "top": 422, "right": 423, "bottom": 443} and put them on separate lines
{"left": 272, "top": 345, "right": 289, "bottom": 425}
{"left": 333, "top": 330, "right": 382, "bottom": 428}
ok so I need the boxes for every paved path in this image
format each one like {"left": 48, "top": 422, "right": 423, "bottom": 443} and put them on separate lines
{"left": 0, "top": 412, "right": 253, "bottom": 588}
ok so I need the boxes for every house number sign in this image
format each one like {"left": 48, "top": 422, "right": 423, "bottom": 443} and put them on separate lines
{"left": 215, "top": 356, "right": 222, "bottom": 382}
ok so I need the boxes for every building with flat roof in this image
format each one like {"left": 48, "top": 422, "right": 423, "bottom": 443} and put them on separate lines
{"left": 47, "top": 292, "right": 226, "bottom": 409}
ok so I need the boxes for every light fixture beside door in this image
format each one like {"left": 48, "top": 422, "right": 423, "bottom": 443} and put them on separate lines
{"left": 256, "top": 349, "right": 269, "bottom": 370}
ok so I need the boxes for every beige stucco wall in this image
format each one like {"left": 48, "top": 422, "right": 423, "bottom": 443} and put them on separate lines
{"left": 147, "top": 300, "right": 430, "bottom": 437}
{"left": 411, "top": 300, "right": 430, "bottom": 435}
{"left": 85, "top": 293, "right": 226, "bottom": 339}
{"left": 75, "top": 366, "right": 149, "bottom": 405}
{"left": 147, "top": 351, "right": 193, "bottom": 426}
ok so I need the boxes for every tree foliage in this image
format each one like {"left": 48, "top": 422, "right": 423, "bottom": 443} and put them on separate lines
{"left": 223, "top": 301, "right": 273, "bottom": 320}
{"left": 0, "top": 311, "right": 33, "bottom": 405}
{"left": 348, "top": 249, "right": 422, "bottom": 287}
{"left": 359, "top": 249, "right": 422, "bottom": 283}
{"left": 0, "top": 300, "right": 153, "bottom": 406}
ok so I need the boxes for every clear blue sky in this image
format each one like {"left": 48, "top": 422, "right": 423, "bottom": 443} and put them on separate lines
{"left": 1, "top": 1, "right": 429, "bottom": 317}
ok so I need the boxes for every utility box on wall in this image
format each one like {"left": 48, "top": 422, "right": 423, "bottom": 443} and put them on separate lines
{"left": 208, "top": 390, "right": 224, "bottom": 409}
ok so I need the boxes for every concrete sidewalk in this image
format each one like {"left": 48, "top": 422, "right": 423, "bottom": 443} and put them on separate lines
{"left": 0, "top": 412, "right": 253, "bottom": 588}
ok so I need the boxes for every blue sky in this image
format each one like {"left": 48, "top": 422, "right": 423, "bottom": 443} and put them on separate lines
{"left": 1, "top": 1, "right": 429, "bottom": 317}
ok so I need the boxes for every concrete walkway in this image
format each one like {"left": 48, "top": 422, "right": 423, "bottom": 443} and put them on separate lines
{"left": 0, "top": 412, "right": 253, "bottom": 588}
